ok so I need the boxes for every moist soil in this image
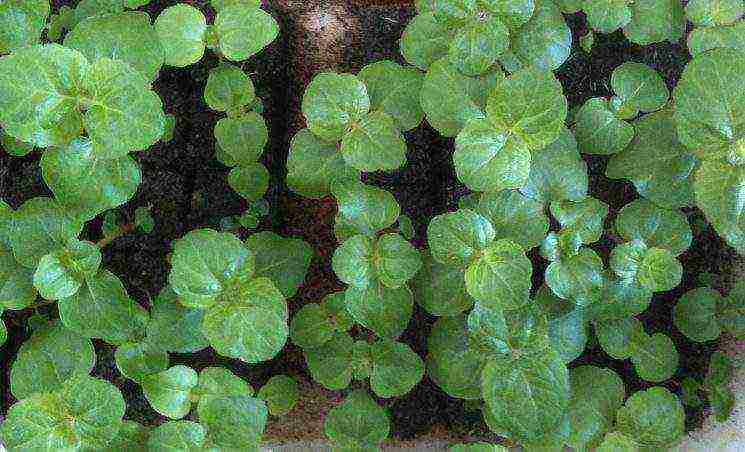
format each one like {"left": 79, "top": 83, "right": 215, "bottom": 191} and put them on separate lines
{"left": 0, "top": 0, "right": 738, "bottom": 444}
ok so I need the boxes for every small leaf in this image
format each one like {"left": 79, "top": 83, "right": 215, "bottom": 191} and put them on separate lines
{"left": 375, "top": 233, "right": 422, "bottom": 288}
{"left": 465, "top": 239, "right": 532, "bottom": 310}
{"left": 228, "top": 163, "right": 269, "bottom": 202}
{"left": 147, "top": 421, "right": 205, "bottom": 451}
{"left": 681, "top": 377, "right": 703, "bottom": 407}
{"left": 115, "top": 341, "right": 169, "bottom": 382}
{"left": 631, "top": 332, "right": 678, "bottom": 382}
{"left": 214, "top": 113, "right": 268, "bottom": 167}
{"left": 357, "top": 60, "right": 424, "bottom": 131}
{"left": 400, "top": 12, "right": 451, "bottom": 71}
{"left": 324, "top": 390, "right": 390, "bottom": 450}
{"left": 0, "top": 244, "right": 38, "bottom": 310}
{"left": 674, "top": 287, "right": 722, "bottom": 342}
{"left": 142, "top": 365, "right": 198, "bottom": 419}
{"left": 610, "top": 62, "right": 668, "bottom": 118}
{"left": 520, "top": 128, "right": 588, "bottom": 203}
{"left": 427, "top": 208, "right": 495, "bottom": 266}
{"left": 154, "top": 4, "right": 207, "bottom": 67}
{"left": 301, "top": 72, "right": 370, "bottom": 142}
{"left": 333, "top": 181, "right": 400, "bottom": 235}
{"left": 412, "top": 251, "right": 474, "bottom": 317}
{"left": 550, "top": 197, "right": 609, "bottom": 244}
{"left": 480, "top": 0, "right": 535, "bottom": 30}
{"left": 345, "top": 281, "right": 413, "bottom": 339}
{"left": 146, "top": 286, "right": 209, "bottom": 353}
{"left": 596, "top": 432, "right": 638, "bottom": 452}
{"left": 245, "top": 231, "right": 313, "bottom": 298}
{"left": 616, "top": 387, "right": 685, "bottom": 448}
{"left": 215, "top": 5, "right": 278, "bottom": 61}
{"left": 33, "top": 239, "right": 101, "bottom": 300}
{"left": 427, "top": 315, "right": 486, "bottom": 399}
{"left": 636, "top": 247, "right": 682, "bottom": 292}
{"left": 369, "top": 339, "right": 425, "bottom": 398}
{"left": 257, "top": 375, "right": 299, "bottom": 416}
{"left": 574, "top": 97, "right": 634, "bottom": 155}
{"left": 545, "top": 247, "right": 604, "bottom": 306}
{"left": 204, "top": 64, "right": 256, "bottom": 112}
{"left": 340, "top": 110, "right": 407, "bottom": 171}
{"left": 716, "top": 280, "right": 745, "bottom": 338}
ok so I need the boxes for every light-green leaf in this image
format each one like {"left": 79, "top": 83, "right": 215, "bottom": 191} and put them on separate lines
{"left": 716, "top": 280, "right": 745, "bottom": 338}
{"left": 340, "top": 110, "right": 407, "bottom": 171}
{"left": 509, "top": 0, "right": 571, "bottom": 71}
{"left": 33, "top": 239, "right": 101, "bottom": 300}
{"left": 614, "top": 199, "right": 692, "bottom": 255}
{"left": 214, "top": 113, "right": 269, "bottom": 167}
{"left": 427, "top": 208, "right": 495, "bottom": 266}
{"left": 0, "top": 244, "right": 38, "bottom": 310}
{"left": 400, "top": 12, "right": 451, "bottom": 70}
{"left": 215, "top": 5, "right": 278, "bottom": 61}
{"left": 635, "top": 247, "right": 682, "bottom": 292}
{"left": 427, "top": 315, "right": 486, "bottom": 399}
{"left": 204, "top": 64, "right": 256, "bottom": 112}
{"left": 324, "top": 390, "right": 390, "bottom": 450}
{"left": 616, "top": 387, "right": 685, "bottom": 448}
{"left": 545, "top": 247, "right": 604, "bottom": 306}
{"left": 301, "top": 72, "right": 370, "bottom": 142}
{"left": 286, "top": 128, "right": 359, "bottom": 198}
{"left": 333, "top": 181, "right": 400, "bottom": 235}
{"left": 610, "top": 62, "right": 668, "bottom": 118}
{"left": 465, "top": 239, "right": 532, "bottom": 310}
{"left": 687, "top": 22, "right": 745, "bottom": 56}
{"left": 693, "top": 159, "right": 745, "bottom": 253}
{"left": 448, "top": 15, "right": 509, "bottom": 76}
{"left": 595, "top": 316, "right": 645, "bottom": 360}
{"left": 412, "top": 252, "right": 474, "bottom": 316}
{"left": 141, "top": 365, "right": 198, "bottom": 419}
{"left": 358, "top": 60, "right": 424, "bottom": 131}
{"left": 245, "top": 231, "right": 312, "bottom": 298}
{"left": 146, "top": 286, "right": 209, "bottom": 353}
{"left": 228, "top": 163, "right": 269, "bottom": 202}
{"left": 584, "top": 0, "right": 632, "bottom": 34}
{"left": 686, "top": 0, "right": 744, "bottom": 26}
{"left": 631, "top": 332, "right": 678, "bottom": 382}
{"left": 304, "top": 331, "right": 354, "bottom": 390}
{"left": 198, "top": 394, "right": 267, "bottom": 449}
{"left": 574, "top": 97, "right": 634, "bottom": 155}
{"left": 147, "top": 421, "right": 205, "bottom": 451}
{"left": 475, "top": 190, "right": 549, "bottom": 249}
{"left": 566, "top": 365, "right": 625, "bottom": 449}
{"left": 674, "top": 287, "right": 723, "bottom": 342}
{"left": 369, "top": 339, "right": 425, "bottom": 398}
{"left": 345, "top": 281, "right": 413, "bottom": 339}
{"left": 115, "top": 340, "right": 169, "bottom": 383}
{"left": 0, "top": 0, "right": 50, "bottom": 53}
{"left": 154, "top": 4, "right": 207, "bottom": 67}
{"left": 197, "top": 366, "right": 254, "bottom": 399}
{"left": 257, "top": 375, "right": 298, "bottom": 416}
{"left": 550, "top": 197, "right": 609, "bottom": 244}
{"left": 623, "top": 0, "right": 686, "bottom": 45}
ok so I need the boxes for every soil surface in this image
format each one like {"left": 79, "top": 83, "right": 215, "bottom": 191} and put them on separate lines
{"left": 0, "top": 0, "right": 738, "bottom": 445}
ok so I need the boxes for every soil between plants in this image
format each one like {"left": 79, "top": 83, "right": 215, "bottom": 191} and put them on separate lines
{"left": 0, "top": 0, "right": 737, "bottom": 444}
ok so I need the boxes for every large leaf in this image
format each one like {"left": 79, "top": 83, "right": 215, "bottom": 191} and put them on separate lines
{"left": 168, "top": 228, "right": 253, "bottom": 308}
{"left": 686, "top": 0, "right": 744, "bottom": 27}
{"left": 58, "top": 270, "right": 148, "bottom": 345}
{"left": 465, "top": 239, "right": 532, "bottom": 310}
{"left": 215, "top": 5, "right": 278, "bottom": 61}
{"left": 607, "top": 109, "right": 698, "bottom": 209}
{"left": 475, "top": 190, "right": 549, "bottom": 249}
{"left": 614, "top": 199, "right": 692, "bottom": 255}
{"left": 584, "top": 0, "right": 632, "bottom": 34}
{"left": 369, "top": 339, "right": 425, "bottom": 398}
{"left": 64, "top": 11, "right": 164, "bottom": 82}
{"left": 286, "top": 129, "right": 358, "bottom": 198}
{"left": 0, "top": 244, "right": 36, "bottom": 310}
{"left": 481, "top": 349, "right": 570, "bottom": 442}
{"left": 693, "top": 159, "right": 745, "bottom": 253}
{"left": 0, "top": 375, "right": 125, "bottom": 451}
{"left": 304, "top": 331, "right": 354, "bottom": 390}
{"left": 427, "top": 208, "right": 495, "bottom": 266}
{"left": 0, "top": 0, "right": 50, "bottom": 53}
{"left": 520, "top": 127, "right": 588, "bottom": 203}
{"left": 202, "top": 277, "right": 288, "bottom": 363}
{"left": 199, "top": 394, "right": 267, "bottom": 448}
{"left": 40, "top": 139, "right": 141, "bottom": 222}
{"left": 486, "top": 67, "right": 567, "bottom": 150}
{"left": 0, "top": 44, "right": 87, "bottom": 148}
{"left": 82, "top": 57, "right": 166, "bottom": 158}
{"left": 427, "top": 315, "right": 486, "bottom": 399}
{"left": 545, "top": 247, "right": 604, "bottom": 306}
{"left": 214, "top": 113, "right": 269, "bottom": 167}
{"left": 674, "top": 48, "right": 745, "bottom": 159}
{"left": 635, "top": 247, "right": 683, "bottom": 292}
{"left": 631, "top": 332, "right": 678, "bottom": 382}
{"left": 142, "top": 365, "right": 198, "bottom": 419}
{"left": 623, "top": 0, "right": 686, "bottom": 45}
{"left": 610, "top": 62, "right": 668, "bottom": 118}
{"left": 147, "top": 421, "right": 205, "bottom": 451}
{"left": 203, "top": 64, "right": 256, "bottom": 112}
{"left": 340, "top": 110, "right": 406, "bottom": 171}
{"left": 324, "top": 390, "right": 390, "bottom": 450}
{"left": 146, "top": 286, "right": 209, "bottom": 353}
{"left": 413, "top": 252, "right": 474, "bottom": 316}
{"left": 333, "top": 181, "right": 400, "bottom": 235}
{"left": 301, "top": 72, "right": 370, "bottom": 142}
{"left": 566, "top": 366, "right": 625, "bottom": 449}
{"left": 345, "top": 281, "right": 413, "bottom": 339}
{"left": 154, "top": 4, "right": 207, "bottom": 67}
{"left": 509, "top": 0, "right": 571, "bottom": 71}
{"left": 400, "top": 12, "right": 451, "bottom": 70}
{"left": 454, "top": 119, "right": 532, "bottom": 192}
{"left": 10, "top": 322, "right": 95, "bottom": 400}
{"left": 468, "top": 302, "right": 551, "bottom": 358}
{"left": 615, "top": 387, "right": 685, "bottom": 448}
{"left": 448, "top": 15, "right": 509, "bottom": 76}
{"left": 245, "top": 231, "right": 312, "bottom": 298}
{"left": 32, "top": 239, "right": 101, "bottom": 300}
{"left": 574, "top": 97, "right": 634, "bottom": 155}
{"left": 358, "top": 60, "right": 424, "bottom": 131}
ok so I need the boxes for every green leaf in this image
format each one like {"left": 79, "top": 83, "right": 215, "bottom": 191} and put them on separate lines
{"left": 1, "top": 316, "right": 6, "bottom": 347}
{"left": 448, "top": 16, "right": 509, "bottom": 76}
{"left": 596, "top": 432, "right": 639, "bottom": 452}
{"left": 556, "top": 0, "right": 583, "bottom": 13}
{"left": 574, "top": 97, "right": 634, "bottom": 155}
{"left": 420, "top": 58, "right": 486, "bottom": 137}
{"left": 450, "top": 442, "right": 507, "bottom": 452}
{"left": 211, "top": 0, "right": 261, "bottom": 12}
{"left": 154, "top": 4, "right": 207, "bottom": 67}
{"left": 168, "top": 228, "right": 253, "bottom": 308}
{"left": 345, "top": 281, "right": 413, "bottom": 339}
{"left": 40, "top": 139, "right": 141, "bottom": 222}
{"left": 369, "top": 339, "right": 424, "bottom": 398}
{"left": 427, "top": 208, "right": 495, "bottom": 266}
{"left": 687, "top": 22, "right": 745, "bottom": 56}
{"left": 400, "top": 12, "right": 451, "bottom": 71}
{"left": 358, "top": 60, "right": 424, "bottom": 131}
{"left": 465, "top": 239, "right": 532, "bottom": 310}
{"left": 301, "top": 72, "right": 370, "bottom": 142}
{"left": 536, "top": 288, "right": 589, "bottom": 364}
{"left": 286, "top": 129, "right": 359, "bottom": 198}
{"left": 706, "top": 351, "right": 734, "bottom": 388}
{"left": 0, "top": 44, "right": 87, "bottom": 148}
{"left": 545, "top": 247, "right": 604, "bottom": 306}
{"left": 584, "top": 0, "right": 632, "bottom": 34}
{"left": 595, "top": 317, "right": 645, "bottom": 360}
{"left": 480, "top": 0, "right": 535, "bottom": 30}
{"left": 215, "top": 4, "right": 278, "bottom": 61}
{"left": 686, "top": 0, "right": 744, "bottom": 26}
{"left": 257, "top": 375, "right": 299, "bottom": 416}
{"left": 0, "top": 244, "right": 37, "bottom": 310}
{"left": 197, "top": 366, "right": 254, "bottom": 399}
{"left": 610, "top": 62, "right": 668, "bottom": 118}
{"left": 635, "top": 247, "right": 682, "bottom": 292}
{"left": 83, "top": 58, "right": 166, "bottom": 158}
{"left": 198, "top": 394, "right": 267, "bottom": 449}
{"left": 0, "top": 0, "right": 49, "bottom": 53}
{"left": 1, "top": 375, "right": 125, "bottom": 451}
{"left": 631, "top": 332, "right": 678, "bottom": 382}
{"left": 141, "top": 365, "right": 198, "bottom": 419}
{"left": 710, "top": 384, "right": 736, "bottom": 422}
{"left": 481, "top": 348, "right": 570, "bottom": 442}
{"left": 245, "top": 231, "right": 312, "bottom": 298}
{"left": 33, "top": 239, "right": 101, "bottom": 300}
{"left": 107, "top": 420, "right": 149, "bottom": 451}
{"left": 475, "top": 190, "right": 549, "bottom": 249}
{"left": 681, "top": 377, "right": 704, "bottom": 407}
{"left": 509, "top": 0, "right": 571, "bottom": 71}
{"left": 520, "top": 127, "right": 588, "bottom": 203}
{"left": 146, "top": 286, "right": 209, "bottom": 353}
{"left": 375, "top": 233, "right": 422, "bottom": 288}
{"left": 228, "top": 163, "right": 269, "bottom": 202}
{"left": 115, "top": 340, "right": 169, "bottom": 382}
{"left": 412, "top": 252, "right": 474, "bottom": 316}
{"left": 59, "top": 269, "right": 148, "bottom": 345}
{"left": 214, "top": 113, "right": 268, "bottom": 167}
{"left": 340, "top": 110, "right": 406, "bottom": 171}
{"left": 147, "top": 421, "right": 205, "bottom": 451}
{"left": 566, "top": 365, "right": 625, "bottom": 449}
{"left": 427, "top": 315, "right": 486, "bottom": 399}
{"left": 202, "top": 277, "right": 288, "bottom": 363}
{"left": 304, "top": 331, "right": 354, "bottom": 390}
{"left": 693, "top": 159, "right": 745, "bottom": 253}
{"left": 614, "top": 199, "right": 692, "bottom": 255}
{"left": 290, "top": 303, "right": 336, "bottom": 349}
{"left": 716, "top": 280, "right": 745, "bottom": 338}
{"left": 580, "top": 31, "right": 595, "bottom": 52}
{"left": 1, "top": 132, "right": 34, "bottom": 157}
{"left": 674, "top": 48, "right": 745, "bottom": 160}
{"left": 486, "top": 67, "right": 567, "bottom": 150}
{"left": 674, "top": 287, "right": 723, "bottom": 342}
{"left": 430, "top": 0, "right": 478, "bottom": 25}
{"left": 607, "top": 109, "right": 698, "bottom": 209}
{"left": 324, "top": 390, "right": 390, "bottom": 450}
{"left": 454, "top": 119, "right": 532, "bottom": 192}
{"left": 616, "top": 387, "right": 685, "bottom": 448}
{"left": 623, "top": 0, "right": 686, "bottom": 45}
{"left": 333, "top": 181, "right": 400, "bottom": 235}
{"left": 10, "top": 322, "right": 95, "bottom": 400}
{"left": 468, "top": 302, "right": 551, "bottom": 358}
{"left": 204, "top": 64, "right": 256, "bottom": 112}
{"left": 64, "top": 11, "right": 164, "bottom": 82}
{"left": 550, "top": 197, "right": 609, "bottom": 245}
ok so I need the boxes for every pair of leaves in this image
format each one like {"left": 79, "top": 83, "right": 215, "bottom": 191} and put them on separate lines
{"left": 565, "top": 365, "right": 625, "bottom": 449}
{"left": 674, "top": 281, "right": 745, "bottom": 342}
{"left": 324, "top": 390, "right": 390, "bottom": 450}
{"left": 333, "top": 181, "right": 401, "bottom": 237}
{"left": 609, "top": 240, "right": 683, "bottom": 293}
{"left": 155, "top": 3, "right": 278, "bottom": 66}
{"left": 332, "top": 233, "right": 422, "bottom": 289}
{"left": 584, "top": 0, "right": 685, "bottom": 45}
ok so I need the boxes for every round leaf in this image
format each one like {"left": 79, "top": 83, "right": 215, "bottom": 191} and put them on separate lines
{"left": 0, "top": 244, "right": 37, "bottom": 310}
{"left": 215, "top": 5, "right": 278, "bottom": 61}
{"left": 448, "top": 16, "right": 509, "bottom": 76}
{"left": 357, "top": 60, "right": 424, "bottom": 131}
{"left": 427, "top": 208, "right": 495, "bottom": 266}
{"left": 480, "top": 0, "right": 535, "bottom": 30}
{"left": 636, "top": 247, "right": 682, "bottom": 292}
{"left": 610, "top": 62, "right": 668, "bottom": 118}
{"left": 324, "top": 390, "right": 390, "bottom": 450}
{"left": 369, "top": 339, "right": 425, "bottom": 398}
{"left": 146, "top": 286, "right": 209, "bottom": 353}
{"left": 375, "top": 233, "right": 422, "bottom": 288}
{"left": 305, "top": 331, "right": 354, "bottom": 390}
{"left": 614, "top": 199, "right": 692, "bottom": 255}
{"left": 716, "top": 280, "right": 745, "bottom": 338}
{"left": 623, "top": 0, "right": 686, "bottom": 45}
{"left": 595, "top": 317, "right": 646, "bottom": 360}
{"left": 197, "top": 366, "right": 254, "bottom": 399}
{"left": 290, "top": 303, "right": 336, "bottom": 349}
{"left": 674, "top": 287, "right": 722, "bottom": 342}
{"left": 198, "top": 394, "right": 267, "bottom": 449}
{"left": 228, "top": 163, "right": 269, "bottom": 202}
{"left": 345, "top": 281, "right": 413, "bottom": 340}
{"left": 693, "top": 158, "right": 745, "bottom": 253}
{"left": 631, "top": 333, "right": 678, "bottom": 382}
{"left": 286, "top": 128, "right": 359, "bottom": 198}
{"left": 509, "top": 0, "right": 571, "bottom": 71}
{"left": 115, "top": 341, "right": 169, "bottom": 382}
{"left": 686, "top": 0, "right": 744, "bottom": 26}
{"left": 33, "top": 239, "right": 101, "bottom": 300}
{"left": 465, "top": 239, "right": 532, "bottom": 310}
{"left": 475, "top": 190, "right": 549, "bottom": 249}
{"left": 214, "top": 113, "right": 268, "bottom": 166}
{"left": 616, "top": 387, "right": 685, "bottom": 448}
{"left": 546, "top": 247, "right": 604, "bottom": 306}
{"left": 427, "top": 315, "right": 486, "bottom": 399}
{"left": 245, "top": 231, "right": 312, "bottom": 298}
{"left": 204, "top": 64, "right": 256, "bottom": 112}
{"left": 584, "top": 0, "right": 632, "bottom": 33}
{"left": 687, "top": 22, "right": 745, "bottom": 56}
{"left": 574, "top": 97, "right": 634, "bottom": 155}
{"left": 0, "top": 0, "right": 50, "bottom": 53}
{"left": 550, "top": 197, "right": 609, "bottom": 245}
{"left": 341, "top": 110, "right": 406, "bottom": 172}
{"left": 147, "top": 421, "right": 205, "bottom": 451}
{"left": 333, "top": 181, "right": 400, "bottom": 235}
{"left": 301, "top": 72, "right": 370, "bottom": 142}
{"left": 142, "top": 365, "right": 198, "bottom": 419}
{"left": 566, "top": 365, "right": 625, "bottom": 449}
{"left": 257, "top": 375, "right": 299, "bottom": 416}
{"left": 154, "top": 4, "right": 207, "bottom": 67}
{"left": 412, "top": 252, "right": 474, "bottom": 316}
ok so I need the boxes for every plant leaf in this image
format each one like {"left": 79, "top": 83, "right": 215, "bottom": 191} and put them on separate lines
{"left": 369, "top": 339, "right": 425, "bottom": 398}
{"left": 412, "top": 252, "right": 474, "bottom": 316}
{"left": 142, "top": 365, "right": 198, "bottom": 419}
{"left": 324, "top": 390, "right": 390, "bottom": 450}
{"left": 333, "top": 181, "right": 400, "bottom": 235}
{"left": 574, "top": 97, "right": 634, "bottom": 155}
{"left": 345, "top": 280, "right": 413, "bottom": 339}
{"left": 465, "top": 239, "right": 532, "bottom": 310}
{"left": 33, "top": 239, "right": 101, "bottom": 300}
{"left": 228, "top": 163, "right": 269, "bottom": 202}
{"left": 245, "top": 231, "right": 312, "bottom": 298}
{"left": 716, "top": 280, "right": 745, "bottom": 338}
{"left": 427, "top": 208, "right": 495, "bottom": 266}
{"left": 566, "top": 365, "right": 625, "bottom": 449}
{"left": 204, "top": 64, "right": 256, "bottom": 112}
{"left": 475, "top": 190, "right": 549, "bottom": 249}
{"left": 693, "top": 159, "right": 745, "bottom": 253}
{"left": 610, "top": 62, "right": 668, "bottom": 118}
{"left": 154, "top": 4, "right": 207, "bottom": 67}
{"left": 147, "top": 421, "right": 205, "bottom": 451}
{"left": 616, "top": 387, "right": 685, "bottom": 448}
{"left": 301, "top": 72, "right": 370, "bottom": 142}
{"left": 286, "top": 129, "right": 359, "bottom": 198}
{"left": 674, "top": 287, "right": 723, "bottom": 342}
{"left": 448, "top": 15, "right": 509, "bottom": 76}
{"left": 115, "top": 340, "right": 169, "bottom": 383}
{"left": 631, "top": 332, "right": 678, "bottom": 382}
{"left": 304, "top": 331, "right": 354, "bottom": 390}
{"left": 215, "top": 5, "right": 278, "bottom": 61}
{"left": 550, "top": 197, "right": 609, "bottom": 245}
{"left": 400, "top": 12, "right": 451, "bottom": 71}
{"left": 0, "top": 0, "right": 50, "bottom": 53}
{"left": 623, "top": 0, "right": 686, "bottom": 45}
{"left": 428, "top": 315, "right": 486, "bottom": 399}
{"left": 214, "top": 113, "right": 268, "bottom": 167}
{"left": 358, "top": 60, "right": 424, "bottom": 131}
{"left": 340, "top": 110, "right": 406, "bottom": 171}
{"left": 257, "top": 375, "right": 299, "bottom": 416}
{"left": 546, "top": 247, "right": 604, "bottom": 306}
{"left": 146, "top": 286, "right": 209, "bottom": 353}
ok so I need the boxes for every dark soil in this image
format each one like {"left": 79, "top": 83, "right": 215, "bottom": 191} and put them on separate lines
{"left": 0, "top": 0, "right": 737, "bottom": 444}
